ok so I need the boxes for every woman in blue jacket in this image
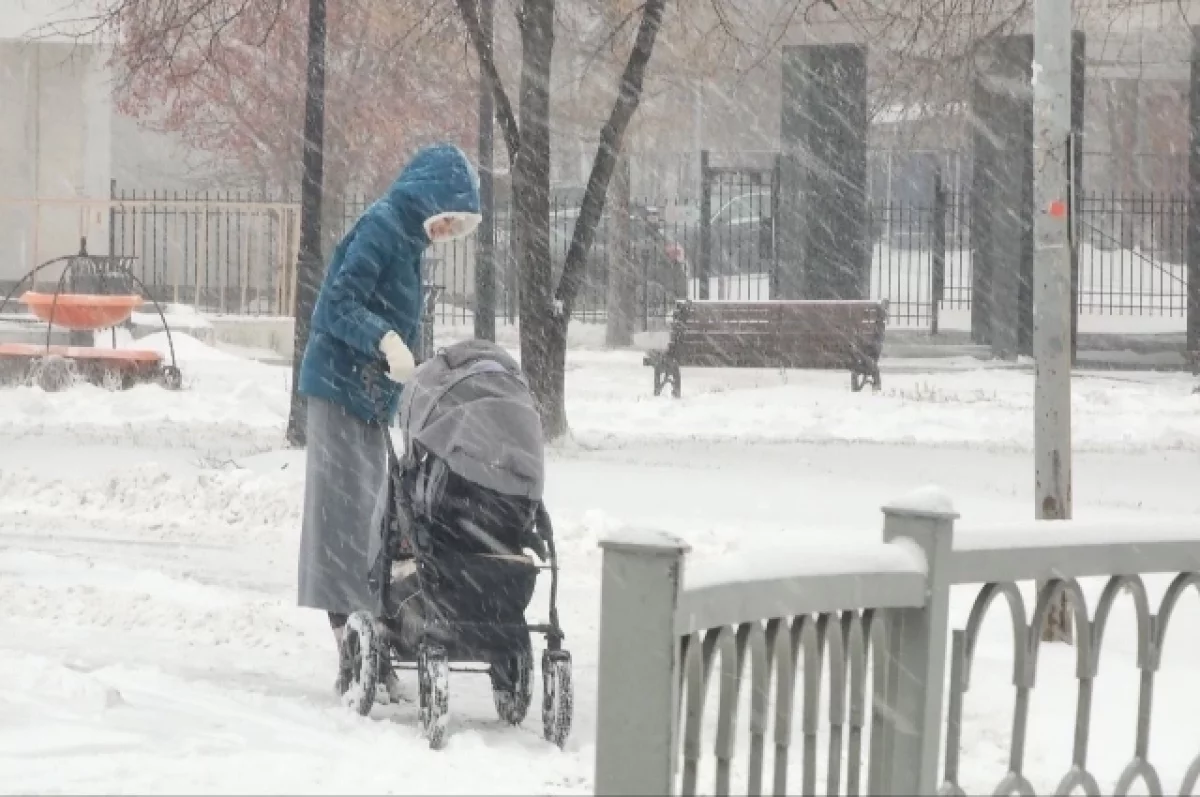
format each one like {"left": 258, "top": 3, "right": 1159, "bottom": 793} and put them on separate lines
{"left": 296, "top": 143, "right": 480, "bottom": 696}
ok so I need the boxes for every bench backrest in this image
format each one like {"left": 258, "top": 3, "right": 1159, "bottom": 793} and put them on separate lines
{"left": 669, "top": 299, "right": 888, "bottom": 369}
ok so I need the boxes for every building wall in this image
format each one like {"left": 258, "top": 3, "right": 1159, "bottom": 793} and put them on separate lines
{"left": 607, "top": 5, "right": 1199, "bottom": 203}
{"left": 0, "top": 40, "right": 113, "bottom": 282}
{"left": 110, "top": 112, "right": 235, "bottom": 194}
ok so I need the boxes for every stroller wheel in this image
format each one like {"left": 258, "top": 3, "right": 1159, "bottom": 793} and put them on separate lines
{"left": 490, "top": 639, "right": 534, "bottom": 726}
{"left": 418, "top": 643, "right": 449, "bottom": 750}
{"left": 541, "top": 649, "right": 573, "bottom": 749}
{"left": 338, "top": 611, "right": 379, "bottom": 717}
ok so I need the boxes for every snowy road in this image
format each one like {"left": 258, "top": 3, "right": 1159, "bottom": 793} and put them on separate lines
{"left": 2, "top": 336, "right": 1199, "bottom": 793}
{"left": 4, "top": 437, "right": 1199, "bottom": 793}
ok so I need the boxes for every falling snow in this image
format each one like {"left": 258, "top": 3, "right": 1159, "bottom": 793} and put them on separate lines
{"left": 5, "top": 0, "right": 1200, "bottom": 792}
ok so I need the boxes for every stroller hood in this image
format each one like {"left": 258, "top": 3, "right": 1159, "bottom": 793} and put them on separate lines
{"left": 397, "top": 339, "right": 544, "bottom": 500}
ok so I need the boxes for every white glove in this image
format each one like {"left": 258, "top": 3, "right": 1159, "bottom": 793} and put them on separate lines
{"left": 379, "top": 330, "right": 415, "bottom": 383}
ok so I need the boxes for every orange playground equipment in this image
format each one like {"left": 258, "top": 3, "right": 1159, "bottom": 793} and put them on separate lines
{"left": 0, "top": 240, "right": 182, "bottom": 392}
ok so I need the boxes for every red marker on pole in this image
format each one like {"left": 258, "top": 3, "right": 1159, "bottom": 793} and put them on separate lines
{"left": 1048, "top": 199, "right": 1067, "bottom": 219}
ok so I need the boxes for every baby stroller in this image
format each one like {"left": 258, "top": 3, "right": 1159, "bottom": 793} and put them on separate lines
{"left": 339, "top": 339, "right": 573, "bottom": 751}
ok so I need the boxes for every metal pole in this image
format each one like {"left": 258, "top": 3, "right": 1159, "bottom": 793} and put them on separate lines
{"left": 474, "top": 0, "right": 496, "bottom": 342}
{"left": 1033, "top": 0, "right": 1074, "bottom": 640}
{"left": 285, "top": 0, "right": 327, "bottom": 448}
{"left": 932, "top": 170, "right": 946, "bottom": 336}
{"left": 698, "top": 150, "right": 711, "bottom": 300}
{"left": 1187, "top": 27, "right": 1200, "bottom": 359}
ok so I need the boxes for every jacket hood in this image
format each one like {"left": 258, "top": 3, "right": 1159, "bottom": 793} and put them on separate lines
{"left": 385, "top": 143, "right": 481, "bottom": 240}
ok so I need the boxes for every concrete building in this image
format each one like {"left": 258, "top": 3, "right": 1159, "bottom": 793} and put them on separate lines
{"left": 547, "top": 0, "right": 1200, "bottom": 205}
{"left": 1, "top": 0, "right": 233, "bottom": 285}
{"left": 0, "top": 33, "right": 113, "bottom": 281}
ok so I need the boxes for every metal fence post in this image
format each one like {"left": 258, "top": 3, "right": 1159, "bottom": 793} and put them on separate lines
{"left": 594, "top": 531, "right": 690, "bottom": 796}
{"left": 419, "top": 283, "right": 442, "bottom": 364}
{"left": 698, "top": 150, "right": 712, "bottom": 301}
{"left": 872, "top": 497, "right": 957, "bottom": 795}
{"left": 770, "top": 153, "right": 782, "bottom": 298}
{"left": 932, "top": 171, "right": 947, "bottom": 335}
{"left": 1188, "top": 26, "right": 1200, "bottom": 357}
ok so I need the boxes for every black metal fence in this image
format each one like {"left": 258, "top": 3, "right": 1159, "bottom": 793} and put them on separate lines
{"left": 108, "top": 187, "right": 1192, "bottom": 329}
{"left": 1075, "top": 192, "right": 1188, "bottom": 316}
{"left": 109, "top": 188, "right": 297, "bottom": 315}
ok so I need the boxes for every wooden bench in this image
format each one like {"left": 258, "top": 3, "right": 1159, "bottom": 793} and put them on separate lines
{"left": 643, "top": 299, "right": 889, "bottom": 397}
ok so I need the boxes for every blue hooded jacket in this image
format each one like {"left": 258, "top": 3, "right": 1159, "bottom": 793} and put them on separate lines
{"left": 298, "top": 143, "right": 481, "bottom": 424}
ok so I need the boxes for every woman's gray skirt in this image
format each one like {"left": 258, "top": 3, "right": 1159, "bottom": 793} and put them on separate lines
{"left": 297, "top": 396, "right": 388, "bottom": 616}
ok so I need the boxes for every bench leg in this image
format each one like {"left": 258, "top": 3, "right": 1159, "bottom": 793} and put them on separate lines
{"left": 850, "top": 359, "right": 882, "bottom": 393}
{"left": 651, "top": 360, "right": 681, "bottom": 398}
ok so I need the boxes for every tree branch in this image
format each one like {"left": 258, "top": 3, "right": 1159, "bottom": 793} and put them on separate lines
{"left": 555, "top": 0, "right": 666, "bottom": 318}
{"left": 455, "top": 0, "right": 521, "bottom": 163}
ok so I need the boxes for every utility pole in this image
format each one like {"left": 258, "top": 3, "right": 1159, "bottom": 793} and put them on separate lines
{"left": 1032, "top": 0, "right": 1074, "bottom": 641}
{"left": 474, "top": 0, "right": 497, "bottom": 342}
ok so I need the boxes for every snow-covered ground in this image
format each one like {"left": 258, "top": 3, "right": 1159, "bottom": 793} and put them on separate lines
{"left": 2, "top": 324, "right": 1199, "bottom": 793}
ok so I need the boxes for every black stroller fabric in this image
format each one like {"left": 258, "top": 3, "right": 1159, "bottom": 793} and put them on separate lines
{"left": 376, "top": 449, "right": 542, "bottom": 657}
{"left": 368, "top": 340, "right": 547, "bottom": 660}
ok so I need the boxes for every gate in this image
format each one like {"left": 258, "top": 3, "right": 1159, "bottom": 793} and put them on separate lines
{"left": 697, "top": 151, "right": 781, "bottom": 301}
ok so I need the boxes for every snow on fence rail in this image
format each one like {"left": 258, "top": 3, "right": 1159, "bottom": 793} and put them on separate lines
{"left": 592, "top": 494, "right": 1200, "bottom": 796}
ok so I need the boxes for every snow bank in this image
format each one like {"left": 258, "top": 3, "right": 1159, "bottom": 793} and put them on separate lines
{"left": 886, "top": 485, "right": 956, "bottom": 515}
{"left": 0, "top": 330, "right": 288, "bottom": 452}
{"left": 129, "top": 303, "right": 215, "bottom": 333}
{"left": 121, "top": 329, "right": 237, "bottom": 363}
{"left": 0, "top": 653, "right": 124, "bottom": 714}
{"left": 4, "top": 397, "right": 1200, "bottom": 792}
{"left": 561, "top": 351, "right": 1200, "bottom": 453}
{"left": 0, "top": 462, "right": 303, "bottom": 542}
{"left": 10, "top": 312, "right": 1198, "bottom": 455}
{"left": 96, "top": 327, "right": 247, "bottom": 363}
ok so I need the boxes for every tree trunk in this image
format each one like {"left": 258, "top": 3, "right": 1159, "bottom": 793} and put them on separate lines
{"left": 321, "top": 156, "right": 350, "bottom": 263}
{"left": 1111, "top": 78, "right": 1139, "bottom": 249}
{"left": 555, "top": 0, "right": 666, "bottom": 322}
{"left": 475, "top": 0, "right": 497, "bottom": 343}
{"left": 285, "top": 0, "right": 327, "bottom": 448}
{"left": 512, "top": 0, "right": 566, "bottom": 437}
{"left": 456, "top": 0, "right": 665, "bottom": 439}
{"left": 1041, "top": 590, "right": 1074, "bottom": 644}
{"left": 606, "top": 153, "right": 634, "bottom": 347}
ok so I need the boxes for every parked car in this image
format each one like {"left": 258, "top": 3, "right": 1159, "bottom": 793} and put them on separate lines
{"left": 494, "top": 201, "right": 688, "bottom": 312}
{"left": 666, "top": 189, "right": 775, "bottom": 283}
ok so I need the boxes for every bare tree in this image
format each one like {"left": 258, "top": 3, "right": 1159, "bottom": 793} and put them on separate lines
{"left": 605, "top": 153, "right": 634, "bottom": 346}
{"left": 456, "top": 0, "right": 667, "bottom": 438}
{"left": 57, "top": 0, "right": 470, "bottom": 445}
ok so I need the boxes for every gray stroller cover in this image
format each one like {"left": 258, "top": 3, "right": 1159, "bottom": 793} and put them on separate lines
{"left": 396, "top": 338, "right": 544, "bottom": 500}
{"left": 368, "top": 339, "right": 545, "bottom": 608}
